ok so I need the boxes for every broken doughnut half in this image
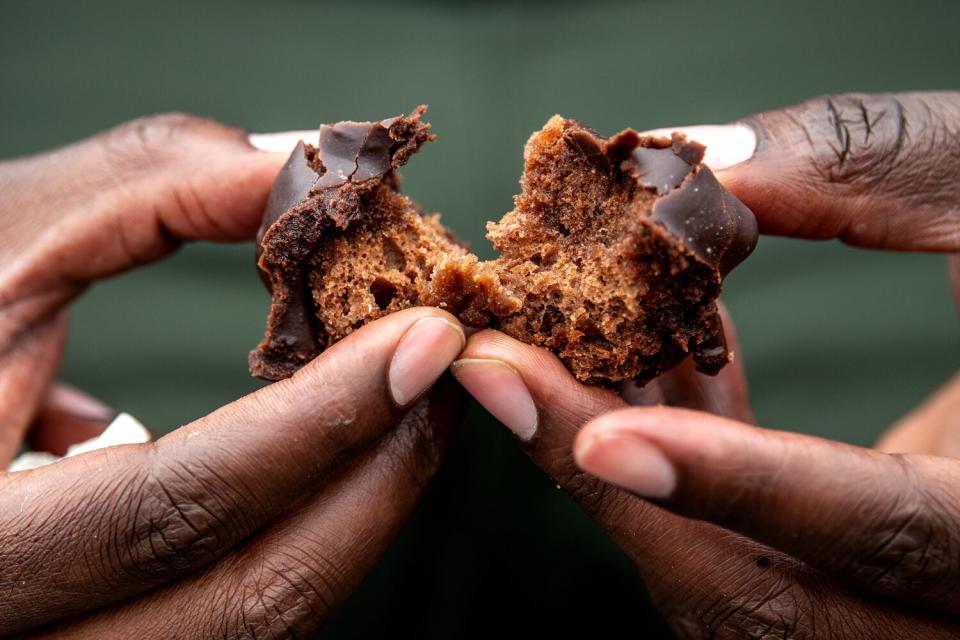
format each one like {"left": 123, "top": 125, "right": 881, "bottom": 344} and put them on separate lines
{"left": 249, "top": 105, "right": 757, "bottom": 386}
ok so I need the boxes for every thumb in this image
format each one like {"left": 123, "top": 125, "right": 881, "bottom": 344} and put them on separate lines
{"left": 647, "top": 92, "right": 960, "bottom": 252}
{"left": 0, "top": 307, "right": 466, "bottom": 634}
{"left": 0, "top": 113, "right": 296, "bottom": 300}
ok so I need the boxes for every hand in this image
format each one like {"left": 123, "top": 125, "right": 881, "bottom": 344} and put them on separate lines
{"left": 0, "top": 115, "right": 467, "bottom": 638}
{"left": 453, "top": 92, "right": 960, "bottom": 638}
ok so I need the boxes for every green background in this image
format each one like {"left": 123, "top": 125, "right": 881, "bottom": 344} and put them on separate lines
{"left": 2, "top": 0, "right": 958, "bottom": 637}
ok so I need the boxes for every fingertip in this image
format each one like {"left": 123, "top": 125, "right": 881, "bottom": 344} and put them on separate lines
{"left": 573, "top": 423, "right": 678, "bottom": 499}
{"left": 450, "top": 357, "right": 538, "bottom": 440}
{"left": 456, "top": 329, "right": 628, "bottom": 444}
{"left": 314, "top": 306, "right": 464, "bottom": 352}
{"left": 581, "top": 406, "right": 663, "bottom": 436}
{"left": 461, "top": 329, "right": 574, "bottom": 388}
{"left": 281, "top": 306, "right": 468, "bottom": 414}
{"left": 461, "top": 328, "right": 607, "bottom": 408}
{"left": 462, "top": 327, "right": 530, "bottom": 354}
{"left": 389, "top": 314, "right": 466, "bottom": 407}
{"left": 460, "top": 327, "right": 502, "bottom": 348}
{"left": 580, "top": 406, "right": 730, "bottom": 451}
{"left": 395, "top": 305, "right": 466, "bottom": 334}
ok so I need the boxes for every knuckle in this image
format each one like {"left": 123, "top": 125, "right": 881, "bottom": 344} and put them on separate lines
{"left": 122, "top": 455, "right": 240, "bottom": 578}
{"left": 99, "top": 112, "right": 235, "bottom": 174}
{"left": 224, "top": 538, "right": 347, "bottom": 639}
{"left": 842, "top": 456, "right": 960, "bottom": 598}
{"left": 717, "top": 589, "right": 807, "bottom": 639}
{"left": 102, "top": 113, "right": 201, "bottom": 167}
{"left": 128, "top": 111, "right": 209, "bottom": 142}
{"left": 792, "top": 93, "right": 908, "bottom": 188}
{"left": 670, "top": 568, "right": 819, "bottom": 640}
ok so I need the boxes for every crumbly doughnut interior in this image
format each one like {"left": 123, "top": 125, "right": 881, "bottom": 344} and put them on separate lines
{"left": 303, "top": 116, "right": 721, "bottom": 385}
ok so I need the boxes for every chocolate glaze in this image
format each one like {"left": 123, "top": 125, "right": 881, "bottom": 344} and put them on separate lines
{"left": 249, "top": 106, "right": 434, "bottom": 380}
{"left": 566, "top": 127, "right": 757, "bottom": 277}
{"left": 564, "top": 125, "right": 758, "bottom": 378}
{"left": 314, "top": 120, "right": 398, "bottom": 189}
{"left": 255, "top": 141, "right": 318, "bottom": 287}
{"left": 652, "top": 166, "right": 758, "bottom": 277}
{"left": 586, "top": 129, "right": 757, "bottom": 277}
{"left": 251, "top": 110, "right": 757, "bottom": 383}
{"left": 250, "top": 142, "right": 323, "bottom": 374}
{"left": 628, "top": 146, "right": 696, "bottom": 195}
{"left": 690, "top": 322, "right": 730, "bottom": 374}
{"left": 566, "top": 126, "right": 757, "bottom": 278}
{"left": 354, "top": 121, "right": 396, "bottom": 182}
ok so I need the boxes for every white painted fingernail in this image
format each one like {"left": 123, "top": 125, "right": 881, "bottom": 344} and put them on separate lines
{"left": 248, "top": 130, "right": 318, "bottom": 153}
{"left": 8, "top": 412, "right": 152, "bottom": 472}
{"left": 65, "top": 412, "right": 151, "bottom": 457}
{"left": 642, "top": 123, "right": 757, "bottom": 171}
{"left": 7, "top": 451, "right": 59, "bottom": 472}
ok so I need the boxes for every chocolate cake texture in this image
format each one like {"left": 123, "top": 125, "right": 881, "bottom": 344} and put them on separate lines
{"left": 250, "top": 106, "right": 757, "bottom": 386}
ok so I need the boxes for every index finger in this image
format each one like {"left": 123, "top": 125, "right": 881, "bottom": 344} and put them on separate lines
{"left": 454, "top": 331, "right": 960, "bottom": 638}
{"left": 649, "top": 92, "right": 960, "bottom": 253}
{"left": 576, "top": 406, "right": 960, "bottom": 613}
{"left": 0, "top": 114, "right": 291, "bottom": 308}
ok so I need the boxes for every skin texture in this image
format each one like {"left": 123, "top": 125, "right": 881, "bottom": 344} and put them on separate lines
{"left": 2, "top": 92, "right": 958, "bottom": 639}
{"left": 456, "top": 92, "right": 960, "bottom": 638}
{"left": 0, "top": 116, "right": 466, "bottom": 638}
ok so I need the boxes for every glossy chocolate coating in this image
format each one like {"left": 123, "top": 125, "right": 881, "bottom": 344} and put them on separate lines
{"left": 628, "top": 146, "right": 696, "bottom": 195}
{"left": 249, "top": 107, "right": 434, "bottom": 381}
{"left": 565, "top": 124, "right": 758, "bottom": 378}
{"left": 251, "top": 111, "right": 757, "bottom": 383}
{"left": 255, "top": 141, "right": 318, "bottom": 286}
{"left": 253, "top": 141, "right": 319, "bottom": 377}
{"left": 315, "top": 121, "right": 391, "bottom": 189}
{"left": 603, "top": 130, "right": 757, "bottom": 276}
{"left": 652, "top": 165, "right": 758, "bottom": 276}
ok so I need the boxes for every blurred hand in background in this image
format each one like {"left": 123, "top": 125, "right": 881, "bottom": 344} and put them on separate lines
{"left": 0, "top": 115, "right": 466, "bottom": 638}
{"left": 454, "top": 92, "right": 960, "bottom": 638}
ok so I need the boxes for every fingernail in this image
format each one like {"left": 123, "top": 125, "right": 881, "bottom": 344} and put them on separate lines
{"left": 574, "top": 434, "right": 676, "bottom": 498}
{"left": 450, "top": 358, "right": 538, "bottom": 441}
{"left": 642, "top": 123, "right": 757, "bottom": 171}
{"left": 47, "top": 385, "right": 115, "bottom": 421}
{"left": 65, "top": 412, "right": 152, "bottom": 457}
{"left": 389, "top": 317, "right": 466, "bottom": 406}
{"left": 248, "top": 130, "right": 318, "bottom": 153}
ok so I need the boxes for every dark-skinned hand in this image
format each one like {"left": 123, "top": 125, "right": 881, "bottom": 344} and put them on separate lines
{"left": 0, "top": 115, "right": 468, "bottom": 638}
{"left": 453, "top": 92, "right": 960, "bottom": 639}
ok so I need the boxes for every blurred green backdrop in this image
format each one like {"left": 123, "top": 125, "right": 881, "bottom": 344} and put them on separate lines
{"left": 2, "top": 0, "right": 958, "bottom": 637}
